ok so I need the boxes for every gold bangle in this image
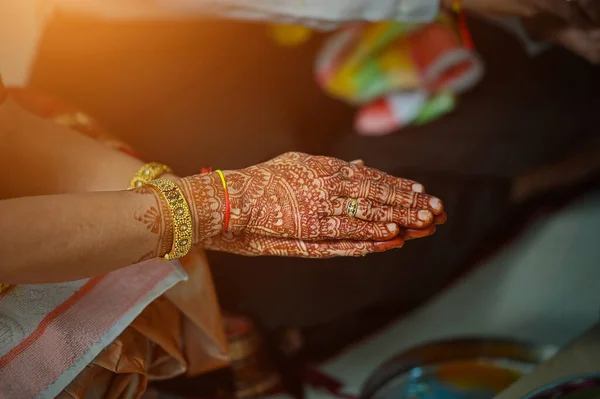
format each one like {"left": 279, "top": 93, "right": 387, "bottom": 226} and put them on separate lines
{"left": 128, "top": 162, "right": 173, "bottom": 190}
{"left": 145, "top": 178, "right": 193, "bottom": 260}
{"left": 0, "top": 166, "right": 175, "bottom": 294}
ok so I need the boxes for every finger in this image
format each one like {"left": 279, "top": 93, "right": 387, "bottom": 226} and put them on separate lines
{"left": 303, "top": 236, "right": 405, "bottom": 258}
{"left": 350, "top": 159, "right": 365, "bottom": 167}
{"left": 342, "top": 179, "right": 444, "bottom": 214}
{"left": 205, "top": 231, "right": 404, "bottom": 258}
{"left": 330, "top": 197, "right": 434, "bottom": 228}
{"left": 319, "top": 217, "right": 400, "bottom": 240}
{"left": 341, "top": 163, "right": 425, "bottom": 193}
{"left": 403, "top": 225, "right": 436, "bottom": 240}
{"left": 434, "top": 212, "right": 447, "bottom": 225}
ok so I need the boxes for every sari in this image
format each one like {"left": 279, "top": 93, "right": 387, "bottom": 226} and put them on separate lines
{"left": 0, "top": 80, "right": 229, "bottom": 398}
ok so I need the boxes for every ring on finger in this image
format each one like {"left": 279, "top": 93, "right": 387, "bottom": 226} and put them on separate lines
{"left": 346, "top": 198, "right": 359, "bottom": 218}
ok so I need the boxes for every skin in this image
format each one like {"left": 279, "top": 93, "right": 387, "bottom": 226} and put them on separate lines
{"left": 0, "top": 90, "right": 445, "bottom": 284}
{"left": 180, "top": 153, "right": 443, "bottom": 242}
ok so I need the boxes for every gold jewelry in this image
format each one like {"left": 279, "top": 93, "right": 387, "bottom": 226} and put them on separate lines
{"left": 145, "top": 178, "right": 193, "bottom": 260}
{"left": 346, "top": 198, "right": 359, "bottom": 218}
{"left": 129, "top": 162, "right": 173, "bottom": 190}
{"left": 0, "top": 163, "right": 175, "bottom": 293}
{"left": 0, "top": 166, "right": 174, "bottom": 294}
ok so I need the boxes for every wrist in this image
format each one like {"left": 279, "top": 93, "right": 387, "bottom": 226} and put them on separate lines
{"left": 177, "top": 172, "right": 227, "bottom": 244}
{"left": 129, "top": 185, "right": 174, "bottom": 259}
{"left": 155, "top": 188, "right": 175, "bottom": 257}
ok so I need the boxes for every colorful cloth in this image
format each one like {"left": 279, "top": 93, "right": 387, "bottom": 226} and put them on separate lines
{"left": 314, "top": 15, "right": 484, "bottom": 135}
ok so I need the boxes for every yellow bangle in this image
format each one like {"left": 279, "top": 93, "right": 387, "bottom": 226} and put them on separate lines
{"left": 129, "top": 162, "right": 173, "bottom": 190}
{"left": 145, "top": 178, "right": 193, "bottom": 260}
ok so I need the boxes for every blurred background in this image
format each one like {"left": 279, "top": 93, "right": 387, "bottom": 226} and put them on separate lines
{"left": 2, "top": 1, "right": 600, "bottom": 398}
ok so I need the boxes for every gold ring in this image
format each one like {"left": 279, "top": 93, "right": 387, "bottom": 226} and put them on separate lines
{"left": 346, "top": 199, "right": 359, "bottom": 218}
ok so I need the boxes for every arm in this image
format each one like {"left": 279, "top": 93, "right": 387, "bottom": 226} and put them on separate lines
{"left": 0, "top": 97, "right": 145, "bottom": 198}
{"left": 0, "top": 94, "right": 176, "bottom": 283}
{"left": 0, "top": 88, "right": 443, "bottom": 283}
{"left": 0, "top": 188, "right": 172, "bottom": 284}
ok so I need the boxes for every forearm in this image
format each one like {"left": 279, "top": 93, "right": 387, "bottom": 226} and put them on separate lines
{"left": 0, "top": 188, "right": 172, "bottom": 283}
{"left": 0, "top": 97, "right": 144, "bottom": 197}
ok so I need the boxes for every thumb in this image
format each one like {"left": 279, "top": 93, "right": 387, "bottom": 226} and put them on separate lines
{"left": 350, "top": 159, "right": 365, "bottom": 167}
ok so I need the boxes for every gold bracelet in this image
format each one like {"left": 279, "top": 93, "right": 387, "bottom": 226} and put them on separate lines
{"left": 145, "top": 178, "right": 193, "bottom": 260}
{"left": 129, "top": 162, "right": 173, "bottom": 190}
{"left": 0, "top": 164, "right": 175, "bottom": 294}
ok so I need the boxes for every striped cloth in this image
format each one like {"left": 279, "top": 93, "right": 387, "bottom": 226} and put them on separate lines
{"left": 0, "top": 260, "right": 186, "bottom": 398}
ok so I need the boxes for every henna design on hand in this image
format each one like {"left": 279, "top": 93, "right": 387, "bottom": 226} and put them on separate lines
{"left": 179, "top": 152, "right": 443, "bottom": 245}
{"left": 329, "top": 197, "right": 434, "bottom": 227}
{"left": 178, "top": 173, "right": 226, "bottom": 244}
{"left": 132, "top": 186, "right": 173, "bottom": 258}
{"left": 203, "top": 231, "right": 405, "bottom": 258}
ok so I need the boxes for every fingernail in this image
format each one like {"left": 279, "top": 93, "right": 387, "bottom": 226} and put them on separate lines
{"left": 351, "top": 159, "right": 365, "bottom": 166}
{"left": 429, "top": 197, "right": 442, "bottom": 211}
{"left": 386, "top": 223, "right": 398, "bottom": 232}
{"left": 418, "top": 210, "right": 432, "bottom": 222}
{"left": 412, "top": 183, "right": 424, "bottom": 193}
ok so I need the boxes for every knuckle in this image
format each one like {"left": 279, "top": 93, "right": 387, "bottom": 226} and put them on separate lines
{"left": 345, "top": 180, "right": 359, "bottom": 196}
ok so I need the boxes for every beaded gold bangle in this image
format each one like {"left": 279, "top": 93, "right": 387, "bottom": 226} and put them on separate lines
{"left": 0, "top": 162, "right": 177, "bottom": 295}
{"left": 129, "top": 162, "right": 173, "bottom": 190}
{"left": 0, "top": 162, "right": 177, "bottom": 293}
{"left": 145, "top": 178, "right": 193, "bottom": 260}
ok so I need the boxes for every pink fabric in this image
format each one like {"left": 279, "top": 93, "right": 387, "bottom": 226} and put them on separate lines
{"left": 0, "top": 260, "right": 186, "bottom": 398}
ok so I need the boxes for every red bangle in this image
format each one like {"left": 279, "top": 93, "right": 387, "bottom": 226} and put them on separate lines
{"left": 215, "top": 170, "right": 231, "bottom": 231}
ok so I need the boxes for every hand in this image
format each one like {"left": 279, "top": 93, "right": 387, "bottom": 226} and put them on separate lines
{"left": 197, "top": 158, "right": 445, "bottom": 259}
{"left": 202, "top": 212, "right": 445, "bottom": 259}
{"left": 201, "top": 219, "right": 444, "bottom": 258}
{"left": 179, "top": 152, "right": 444, "bottom": 244}
{"left": 202, "top": 231, "right": 406, "bottom": 258}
